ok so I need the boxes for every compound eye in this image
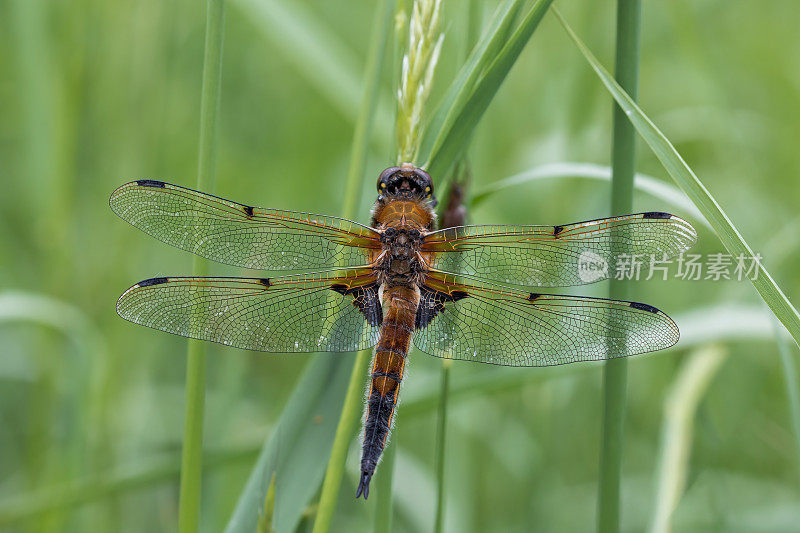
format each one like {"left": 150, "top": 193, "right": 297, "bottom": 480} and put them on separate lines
{"left": 379, "top": 167, "right": 401, "bottom": 181}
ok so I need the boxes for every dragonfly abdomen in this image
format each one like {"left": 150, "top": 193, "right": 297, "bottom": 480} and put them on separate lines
{"left": 356, "top": 284, "right": 419, "bottom": 499}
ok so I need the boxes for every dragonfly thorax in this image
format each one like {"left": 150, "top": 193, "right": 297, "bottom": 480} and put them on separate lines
{"left": 378, "top": 226, "right": 425, "bottom": 279}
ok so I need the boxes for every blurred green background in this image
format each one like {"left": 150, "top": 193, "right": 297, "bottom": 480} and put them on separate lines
{"left": 2, "top": 0, "right": 799, "bottom": 531}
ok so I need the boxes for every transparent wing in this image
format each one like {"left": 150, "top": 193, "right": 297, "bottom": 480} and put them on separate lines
{"left": 110, "top": 180, "right": 381, "bottom": 271}
{"left": 116, "top": 269, "right": 380, "bottom": 352}
{"left": 413, "top": 272, "right": 679, "bottom": 367}
{"left": 421, "top": 212, "right": 696, "bottom": 287}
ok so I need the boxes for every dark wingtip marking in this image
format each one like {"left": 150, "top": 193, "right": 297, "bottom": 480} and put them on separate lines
{"left": 244, "top": 206, "right": 255, "bottom": 218}
{"left": 136, "top": 179, "right": 166, "bottom": 188}
{"left": 630, "top": 301, "right": 660, "bottom": 313}
{"left": 138, "top": 277, "right": 168, "bottom": 287}
{"left": 643, "top": 211, "right": 672, "bottom": 219}
{"left": 258, "top": 278, "right": 271, "bottom": 287}
{"left": 528, "top": 293, "right": 542, "bottom": 301}
{"left": 355, "top": 471, "right": 372, "bottom": 500}
{"left": 553, "top": 225, "right": 564, "bottom": 236}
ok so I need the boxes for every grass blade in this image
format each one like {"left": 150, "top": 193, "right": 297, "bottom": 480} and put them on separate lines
{"left": 417, "top": 0, "right": 524, "bottom": 163}
{"left": 0, "top": 446, "right": 257, "bottom": 528}
{"left": 774, "top": 318, "right": 800, "bottom": 484}
{"left": 373, "top": 439, "right": 397, "bottom": 533}
{"left": 232, "top": 0, "right": 391, "bottom": 140}
{"left": 179, "top": 1, "right": 225, "bottom": 532}
{"left": 223, "top": 356, "right": 355, "bottom": 533}
{"left": 470, "top": 161, "right": 711, "bottom": 230}
{"left": 311, "top": 350, "right": 370, "bottom": 533}
{"left": 555, "top": 7, "right": 800, "bottom": 348}
{"left": 432, "top": 358, "right": 452, "bottom": 533}
{"left": 311, "top": 1, "right": 395, "bottom": 531}
{"left": 423, "top": 0, "right": 554, "bottom": 181}
{"left": 597, "top": 2, "right": 641, "bottom": 532}
{"left": 649, "top": 345, "right": 727, "bottom": 533}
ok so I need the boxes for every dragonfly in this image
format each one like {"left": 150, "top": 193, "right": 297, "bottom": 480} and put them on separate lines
{"left": 110, "top": 164, "right": 696, "bottom": 499}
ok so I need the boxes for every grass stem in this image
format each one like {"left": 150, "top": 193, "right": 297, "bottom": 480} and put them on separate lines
{"left": 598, "top": 1, "right": 641, "bottom": 532}
{"left": 433, "top": 358, "right": 452, "bottom": 533}
{"left": 649, "top": 345, "right": 726, "bottom": 533}
{"left": 311, "top": 1, "right": 394, "bottom": 531}
{"left": 373, "top": 439, "right": 396, "bottom": 533}
{"left": 178, "top": 1, "right": 225, "bottom": 532}
{"left": 775, "top": 320, "right": 800, "bottom": 484}
{"left": 311, "top": 351, "right": 370, "bottom": 533}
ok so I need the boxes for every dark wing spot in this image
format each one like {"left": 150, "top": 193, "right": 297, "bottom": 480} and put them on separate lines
{"left": 553, "top": 225, "right": 564, "bottom": 237}
{"left": 244, "top": 206, "right": 255, "bottom": 218}
{"left": 138, "top": 277, "right": 168, "bottom": 287}
{"left": 630, "top": 301, "right": 660, "bottom": 313}
{"left": 528, "top": 293, "right": 542, "bottom": 301}
{"left": 416, "top": 286, "right": 469, "bottom": 329}
{"left": 642, "top": 211, "right": 672, "bottom": 219}
{"left": 330, "top": 283, "right": 382, "bottom": 326}
{"left": 330, "top": 284, "right": 349, "bottom": 295}
{"left": 451, "top": 290, "right": 469, "bottom": 301}
{"left": 258, "top": 278, "right": 271, "bottom": 287}
{"left": 136, "top": 179, "right": 166, "bottom": 188}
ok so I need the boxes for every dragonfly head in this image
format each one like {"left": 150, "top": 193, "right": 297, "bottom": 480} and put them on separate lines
{"left": 377, "top": 164, "right": 436, "bottom": 205}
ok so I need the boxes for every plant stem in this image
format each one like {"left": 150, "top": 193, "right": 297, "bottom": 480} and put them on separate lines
{"left": 433, "top": 358, "right": 452, "bottom": 533}
{"left": 178, "top": 1, "right": 225, "bottom": 532}
{"left": 598, "top": 1, "right": 641, "bottom": 533}
{"left": 373, "top": 439, "right": 396, "bottom": 533}
{"left": 311, "top": 1, "right": 394, "bottom": 531}
{"left": 775, "top": 320, "right": 800, "bottom": 484}
{"left": 312, "top": 351, "right": 369, "bottom": 533}
{"left": 650, "top": 345, "right": 726, "bottom": 533}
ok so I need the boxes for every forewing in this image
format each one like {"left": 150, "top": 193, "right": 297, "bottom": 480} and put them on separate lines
{"left": 116, "top": 270, "right": 381, "bottom": 352}
{"left": 422, "top": 212, "right": 696, "bottom": 287}
{"left": 413, "top": 272, "right": 679, "bottom": 367}
{"left": 110, "top": 180, "right": 381, "bottom": 271}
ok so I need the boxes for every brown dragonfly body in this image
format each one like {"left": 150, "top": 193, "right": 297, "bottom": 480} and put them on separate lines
{"left": 359, "top": 165, "right": 436, "bottom": 497}
{"left": 110, "top": 164, "right": 697, "bottom": 501}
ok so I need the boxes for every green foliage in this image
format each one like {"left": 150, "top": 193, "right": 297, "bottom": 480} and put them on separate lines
{"left": 555, "top": 8, "right": 800, "bottom": 349}
{"left": 2, "top": 0, "right": 800, "bottom": 532}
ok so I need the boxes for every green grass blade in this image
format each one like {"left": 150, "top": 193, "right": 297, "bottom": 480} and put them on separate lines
{"left": 311, "top": 350, "right": 370, "bottom": 533}
{"left": 650, "top": 345, "right": 727, "bottom": 533}
{"left": 470, "top": 161, "right": 711, "bottom": 230}
{"left": 223, "top": 356, "right": 355, "bottom": 533}
{"left": 597, "top": 1, "right": 641, "bottom": 532}
{"left": 0, "top": 446, "right": 257, "bottom": 527}
{"left": 311, "top": 1, "right": 395, "bottom": 531}
{"left": 179, "top": 1, "right": 226, "bottom": 532}
{"left": 373, "top": 439, "right": 396, "bottom": 533}
{"left": 232, "top": 0, "right": 391, "bottom": 140}
{"left": 225, "top": 1, "right": 393, "bottom": 531}
{"left": 554, "top": 8, "right": 800, "bottom": 348}
{"left": 423, "top": 0, "right": 554, "bottom": 181}
{"left": 775, "top": 318, "right": 800, "bottom": 484}
{"left": 417, "top": 0, "right": 524, "bottom": 163}
{"left": 432, "top": 358, "right": 452, "bottom": 533}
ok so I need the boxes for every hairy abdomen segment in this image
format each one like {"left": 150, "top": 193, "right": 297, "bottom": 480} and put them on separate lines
{"left": 356, "top": 284, "right": 419, "bottom": 499}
